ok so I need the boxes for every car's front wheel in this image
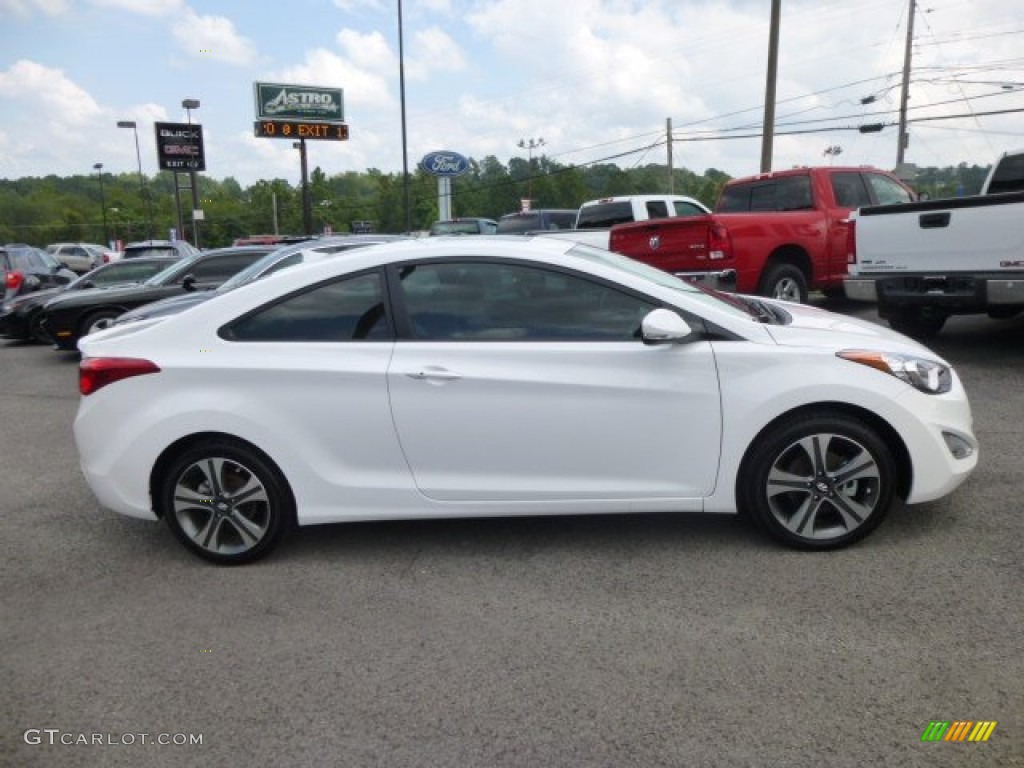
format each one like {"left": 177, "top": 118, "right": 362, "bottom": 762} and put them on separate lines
{"left": 157, "top": 439, "right": 294, "bottom": 565}
{"left": 80, "top": 309, "right": 121, "bottom": 337}
{"left": 738, "top": 412, "right": 896, "bottom": 549}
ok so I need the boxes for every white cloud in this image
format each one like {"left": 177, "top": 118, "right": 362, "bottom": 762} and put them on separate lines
{"left": 331, "top": 0, "right": 383, "bottom": 12}
{"left": 0, "top": 0, "right": 69, "bottom": 17}
{"left": 272, "top": 47, "right": 395, "bottom": 113}
{"left": 0, "top": 60, "right": 103, "bottom": 124}
{"left": 173, "top": 7, "right": 258, "bottom": 66}
{"left": 408, "top": 27, "right": 467, "bottom": 79}
{"left": 88, "top": 0, "right": 184, "bottom": 16}
{"left": 336, "top": 28, "right": 395, "bottom": 74}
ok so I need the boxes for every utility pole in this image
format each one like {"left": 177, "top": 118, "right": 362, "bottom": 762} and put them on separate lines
{"left": 760, "top": 0, "right": 781, "bottom": 173}
{"left": 896, "top": 0, "right": 916, "bottom": 168}
{"left": 294, "top": 139, "right": 313, "bottom": 236}
{"left": 666, "top": 118, "right": 674, "bottom": 193}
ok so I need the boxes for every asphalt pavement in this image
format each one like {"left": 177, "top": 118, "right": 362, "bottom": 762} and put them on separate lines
{"left": 2, "top": 304, "right": 1021, "bottom": 768}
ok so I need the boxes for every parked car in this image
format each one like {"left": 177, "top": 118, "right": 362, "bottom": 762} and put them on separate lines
{"left": 40, "top": 245, "right": 274, "bottom": 350}
{"left": 429, "top": 218, "right": 498, "bottom": 235}
{"left": 2, "top": 244, "right": 76, "bottom": 306}
{"left": 46, "top": 242, "right": 117, "bottom": 274}
{"left": 121, "top": 239, "right": 201, "bottom": 260}
{"left": 74, "top": 237, "right": 976, "bottom": 565}
{"left": 113, "top": 234, "right": 411, "bottom": 325}
{"left": 496, "top": 209, "right": 578, "bottom": 234}
{"left": 0, "top": 257, "right": 177, "bottom": 343}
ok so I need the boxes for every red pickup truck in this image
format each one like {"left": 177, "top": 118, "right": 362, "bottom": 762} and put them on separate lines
{"left": 608, "top": 166, "right": 916, "bottom": 302}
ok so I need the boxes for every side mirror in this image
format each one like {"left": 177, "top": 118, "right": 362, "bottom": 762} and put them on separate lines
{"left": 182, "top": 274, "right": 197, "bottom": 292}
{"left": 641, "top": 308, "right": 693, "bottom": 344}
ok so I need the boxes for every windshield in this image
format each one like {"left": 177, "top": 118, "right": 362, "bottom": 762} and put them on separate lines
{"left": 568, "top": 244, "right": 754, "bottom": 320}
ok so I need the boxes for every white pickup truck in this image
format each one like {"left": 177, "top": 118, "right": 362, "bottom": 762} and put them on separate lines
{"left": 539, "top": 194, "right": 710, "bottom": 250}
{"left": 845, "top": 148, "right": 1024, "bottom": 336}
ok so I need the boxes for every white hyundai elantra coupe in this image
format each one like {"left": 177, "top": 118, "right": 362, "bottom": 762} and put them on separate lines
{"left": 74, "top": 237, "right": 977, "bottom": 564}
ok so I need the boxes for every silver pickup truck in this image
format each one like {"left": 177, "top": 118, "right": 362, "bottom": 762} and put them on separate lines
{"left": 845, "top": 149, "right": 1024, "bottom": 337}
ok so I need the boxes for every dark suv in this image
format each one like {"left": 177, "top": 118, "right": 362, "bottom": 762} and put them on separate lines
{"left": 2, "top": 244, "right": 76, "bottom": 306}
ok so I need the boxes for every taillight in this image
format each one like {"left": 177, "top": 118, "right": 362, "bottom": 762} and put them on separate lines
{"left": 708, "top": 221, "right": 732, "bottom": 261}
{"left": 80, "top": 357, "right": 160, "bottom": 395}
{"left": 5, "top": 270, "right": 23, "bottom": 291}
{"left": 846, "top": 219, "right": 857, "bottom": 264}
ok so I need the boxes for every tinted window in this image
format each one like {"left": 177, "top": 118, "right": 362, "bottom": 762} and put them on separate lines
{"left": 866, "top": 173, "right": 914, "bottom": 205}
{"left": 497, "top": 213, "right": 542, "bottom": 234}
{"left": 645, "top": 200, "right": 669, "bottom": 218}
{"left": 831, "top": 173, "right": 872, "bottom": 208}
{"left": 88, "top": 262, "right": 170, "bottom": 286}
{"left": 987, "top": 153, "right": 1024, "bottom": 194}
{"left": 125, "top": 246, "right": 180, "bottom": 259}
{"left": 672, "top": 201, "right": 707, "bottom": 217}
{"left": 188, "top": 253, "right": 264, "bottom": 282}
{"left": 577, "top": 202, "right": 633, "bottom": 229}
{"left": 226, "top": 272, "right": 388, "bottom": 342}
{"left": 718, "top": 176, "right": 813, "bottom": 212}
{"left": 397, "top": 261, "right": 655, "bottom": 341}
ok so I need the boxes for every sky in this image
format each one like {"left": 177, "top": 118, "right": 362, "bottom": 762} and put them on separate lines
{"left": 1, "top": 0, "right": 1022, "bottom": 189}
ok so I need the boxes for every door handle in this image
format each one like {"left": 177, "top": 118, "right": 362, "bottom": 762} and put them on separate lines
{"left": 406, "top": 367, "right": 462, "bottom": 381}
{"left": 919, "top": 212, "right": 951, "bottom": 229}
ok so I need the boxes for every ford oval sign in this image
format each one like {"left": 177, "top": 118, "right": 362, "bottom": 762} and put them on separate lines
{"left": 420, "top": 151, "right": 470, "bottom": 177}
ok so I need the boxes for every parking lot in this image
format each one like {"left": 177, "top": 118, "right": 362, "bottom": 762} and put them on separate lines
{"left": 3, "top": 302, "right": 1021, "bottom": 768}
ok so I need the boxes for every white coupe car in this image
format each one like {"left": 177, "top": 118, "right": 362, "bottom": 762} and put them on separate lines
{"left": 74, "top": 237, "right": 977, "bottom": 564}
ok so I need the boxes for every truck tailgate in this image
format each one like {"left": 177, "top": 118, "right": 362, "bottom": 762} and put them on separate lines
{"left": 609, "top": 215, "right": 726, "bottom": 274}
{"left": 856, "top": 192, "right": 1024, "bottom": 273}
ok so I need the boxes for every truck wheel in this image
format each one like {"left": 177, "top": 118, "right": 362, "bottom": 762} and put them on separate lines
{"left": 760, "top": 264, "right": 808, "bottom": 303}
{"left": 887, "top": 307, "right": 947, "bottom": 338}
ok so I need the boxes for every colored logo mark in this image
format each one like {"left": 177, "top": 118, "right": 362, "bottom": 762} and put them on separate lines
{"left": 921, "top": 721, "right": 997, "bottom": 742}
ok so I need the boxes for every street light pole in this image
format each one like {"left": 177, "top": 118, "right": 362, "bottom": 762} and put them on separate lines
{"left": 293, "top": 140, "right": 313, "bottom": 236}
{"left": 117, "top": 120, "right": 156, "bottom": 240}
{"left": 517, "top": 137, "right": 545, "bottom": 205}
{"left": 93, "top": 163, "right": 109, "bottom": 245}
{"left": 182, "top": 98, "right": 202, "bottom": 248}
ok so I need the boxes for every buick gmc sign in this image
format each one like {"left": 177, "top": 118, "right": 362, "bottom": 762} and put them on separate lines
{"left": 420, "top": 151, "right": 470, "bottom": 177}
{"left": 154, "top": 121, "right": 205, "bottom": 172}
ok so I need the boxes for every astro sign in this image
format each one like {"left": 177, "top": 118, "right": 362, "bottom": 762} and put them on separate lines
{"left": 254, "top": 82, "right": 344, "bottom": 122}
{"left": 420, "top": 151, "right": 470, "bottom": 178}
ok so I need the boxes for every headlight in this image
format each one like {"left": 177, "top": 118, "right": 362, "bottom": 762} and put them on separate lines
{"left": 837, "top": 349, "right": 952, "bottom": 394}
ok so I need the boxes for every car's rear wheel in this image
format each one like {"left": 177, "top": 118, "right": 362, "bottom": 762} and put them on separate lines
{"left": 80, "top": 309, "right": 121, "bottom": 337}
{"left": 158, "top": 439, "right": 294, "bottom": 565}
{"left": 738, "top": 412, "right": 896, "bottom": 550}
{"left": 759, "top": 263, "right": 808, "bottom": 303}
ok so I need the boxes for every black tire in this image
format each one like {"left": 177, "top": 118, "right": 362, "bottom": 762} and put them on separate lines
{"left": 79, "top": 309, "right": 121, "bottom": 338}
{"left": 737, "top": 412, "right": 896, "bottom": 550}
{"left": 28, "top": 311, "right": 50, "bottom": 344}
{"left": 158, "top": 439, "right": 294, "bottom": 565}
{"left": 759, "top": 263, "right": 808, "bottom": 303}
{"left": 887, "top": 307, "right": 947, "bottom": 339}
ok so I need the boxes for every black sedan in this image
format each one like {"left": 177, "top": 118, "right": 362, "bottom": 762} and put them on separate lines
{"left": 0, "top": 257, "right": 177, "bottom": 343}
{"left": 40, "top": 246, "right": 274, "bottom": 351}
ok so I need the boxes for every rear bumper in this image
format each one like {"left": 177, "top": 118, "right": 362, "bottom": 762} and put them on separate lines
{"left": 675, "top": 269, "right": 737, "bottom": 292}
{"left": 845, "top": 273, "right": 1024, "bottom": 310}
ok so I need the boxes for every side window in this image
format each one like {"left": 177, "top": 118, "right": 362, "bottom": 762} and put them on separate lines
{"left": 986, "top": 153, "right": 1024, "bottom": 194}
{"left": 188, "top": 254, "right": 262, "bottom": 282}
{"left": 397, "top": 261, "right": 655, "bottom": 341}
{"left": 866, "top": 174, "right": 914, "bottom": 205}
{"left": 225, "top": 272, "right": 389, "bottom": 342}
{"left": 261, "top": 253, "right": 305, "bottom": 277}
{"left": 831, "top": 172, "right": 872, "bottom": 208}
{"left": 646, "top": 200, "right": 669, "bottom": 219}
{"left": 672, "top": 201, "right": 706, "bottom": 217}
{"left": 716, "top": 186, "right": 750, "bottom": 213}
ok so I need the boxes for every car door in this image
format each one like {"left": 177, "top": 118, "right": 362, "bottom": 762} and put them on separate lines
{"left": 386, "top": 259, "right": 723, "bottom": 504}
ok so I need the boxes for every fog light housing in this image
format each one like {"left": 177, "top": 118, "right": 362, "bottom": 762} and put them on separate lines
{"left": 942, "top": 431, "right": 974, "bottom": 460}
